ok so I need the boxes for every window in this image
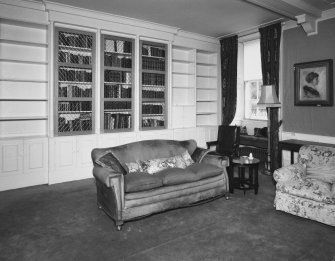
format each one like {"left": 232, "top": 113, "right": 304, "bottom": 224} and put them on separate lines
{"left": 243, "top": 39, "right": 266, "bottom": 120}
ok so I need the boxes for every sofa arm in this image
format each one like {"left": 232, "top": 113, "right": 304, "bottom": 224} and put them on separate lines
{"left": 201, "top": 153, "right": 229, "bottom": 168}
{"left": 93, "top": 166, "right": 124, "bottom": 187}
{"left": 273, "top": 163, "right": 306, "bottom": 183}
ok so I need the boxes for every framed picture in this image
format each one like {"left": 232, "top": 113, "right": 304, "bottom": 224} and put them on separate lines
{"left": 294, "top": 59, "right": 333, "bottom": 106}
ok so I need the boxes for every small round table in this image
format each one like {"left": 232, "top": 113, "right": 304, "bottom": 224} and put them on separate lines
{"left": 230, "top": 157, "right": 260, "bottom": 195}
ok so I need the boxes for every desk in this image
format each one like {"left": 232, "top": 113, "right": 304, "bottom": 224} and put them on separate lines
{"left": 278, "top": 139, "right": 335, "bottom": 168}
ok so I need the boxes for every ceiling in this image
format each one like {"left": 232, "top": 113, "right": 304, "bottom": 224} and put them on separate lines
{"left": 44, "top": 0, "right": 335, "bottom": 38}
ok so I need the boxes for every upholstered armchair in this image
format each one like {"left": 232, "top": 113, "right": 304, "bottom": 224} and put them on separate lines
{"left": 273, "top": 145, "right": 335, "bottom": 226}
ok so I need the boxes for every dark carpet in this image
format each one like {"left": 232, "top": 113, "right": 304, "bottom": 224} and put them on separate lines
{"left": 0, "top": 172, "right": 334, "bottom": 261}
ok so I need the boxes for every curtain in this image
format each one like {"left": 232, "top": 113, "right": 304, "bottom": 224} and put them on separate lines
{"left": 220, "top": 35, "right": 238, "bottom": 126}
{"left": 259, "top": 23, "right": 281, "bottom": 173}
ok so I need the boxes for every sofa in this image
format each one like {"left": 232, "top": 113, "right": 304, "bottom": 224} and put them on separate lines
{"left": 274, "top": 145, "right": 335, "bottom": 226}
{"left": 91, "top": 139, "right": 229, "bottom": 230}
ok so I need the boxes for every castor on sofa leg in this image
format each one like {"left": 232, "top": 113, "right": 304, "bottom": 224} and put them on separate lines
{"left": 225, "top": 194, "right": 230, "bottom": 200}
{"left": 116, "top": 221, "right": 123, "bottom": 231}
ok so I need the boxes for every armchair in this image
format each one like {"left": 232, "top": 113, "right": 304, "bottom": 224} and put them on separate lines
{"left": 273, "top": 145, "right": 335, "bottom": 226}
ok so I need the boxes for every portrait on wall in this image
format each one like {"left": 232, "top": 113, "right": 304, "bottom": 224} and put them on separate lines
{"left": 294, "top": 59, "right": 333, "bottom": 106}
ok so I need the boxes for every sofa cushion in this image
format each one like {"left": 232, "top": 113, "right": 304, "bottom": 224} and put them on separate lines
{"left": 186, "top": 163, "right": 222, "bottom": 180}
{"left": 124, "top": 173, "right": 163, "bottom": 193}
{"left": 305, "top": 166, "right": 335, "bottom": 184}
{"left": 95, "top": 151, "right": 127, "bottom": 175}
{"left": 157, "top": 168, "right": 200, "bottom": 185}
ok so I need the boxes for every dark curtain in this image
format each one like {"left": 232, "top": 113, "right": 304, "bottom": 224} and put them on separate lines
{"left": 259, "top": 23, "right": 281, "bottom": 173}
{"left": 220, "top": 35, "right": 238, "bottom": 125}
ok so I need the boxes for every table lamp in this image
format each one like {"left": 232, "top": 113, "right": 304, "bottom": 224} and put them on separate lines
{"left": 257, "top": 85, "right": 281, "bottom": 175}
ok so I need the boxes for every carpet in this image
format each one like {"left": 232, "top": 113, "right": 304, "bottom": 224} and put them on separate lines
{"left": 0, "top": 173, "right": 334, "bottom": 261}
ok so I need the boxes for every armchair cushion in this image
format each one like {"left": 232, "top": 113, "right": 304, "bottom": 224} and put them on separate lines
{"left": 306, "top": 166, "right": 335, "bottom": 184}
{"left": 277, "top": 179, "right": 335, "bottom": 204}
{"left": 124, "top": 173, "right": 163, "bottom": 193}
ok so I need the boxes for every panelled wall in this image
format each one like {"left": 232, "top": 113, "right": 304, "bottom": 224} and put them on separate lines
{"left": 0, "top": 1, "right": 220, "bottom": 190}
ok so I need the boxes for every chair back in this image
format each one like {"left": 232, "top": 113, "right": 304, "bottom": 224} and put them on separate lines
{"left": 216, "top": 125, "right": 240, "bottom": 157}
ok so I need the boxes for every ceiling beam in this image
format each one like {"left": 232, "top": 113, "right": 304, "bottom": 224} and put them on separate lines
{"left": 279, "top": 0, "right": 321, "bottom": 18}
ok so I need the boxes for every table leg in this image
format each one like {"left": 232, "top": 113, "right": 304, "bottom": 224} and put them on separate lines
{"left": 229, "top": 165, "right": 234, "bottom": 194}
{"left": 254, "top": 165, "right": 259, "bottom": 195}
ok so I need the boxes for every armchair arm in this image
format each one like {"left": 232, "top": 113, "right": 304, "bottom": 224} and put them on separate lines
{"left": 273, "top": 163, "right": 306, "bottom": 183}
{"left": 206, "top": 140, "right": 218, "bottom": 149}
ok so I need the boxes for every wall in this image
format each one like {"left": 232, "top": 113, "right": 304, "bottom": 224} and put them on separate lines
{"left": 282, "top": 18, "right": 335, "bottom": 137}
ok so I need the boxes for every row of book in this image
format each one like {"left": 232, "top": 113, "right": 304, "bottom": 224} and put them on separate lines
{"left": 142, "top": 103, "right": 164, "bottom": 114}
{"left": 59, "top": 51, "right": 92, "bottom": 65}
{"left": 104, "top": 101, "right": 131, "bottom": 110}
{"left": 142, "top": 45, "right": 165, "bottom": 58}
{"left": 59, "top": 67, "right": 92, "bottom": 82}
{"left": 104, "top": 113, "right": 132, "bottom": 130}
{"left": 58, "top": 117, "right": 92, "bottom": 132}
{"left": 105, "top": 39, "right": 132, "bottom": 54}
{"left": 104, "top": 70, "right": 132, "bottom": 83}
{"left": 142, "top": 73, "right": 165, "bottom": 86}
{"left": 58, "top": 85, "right": 92, "bottom": 98}
{"left": 142, "top": 118, "right": 165, "bottom": 128}
{"left": 104, "top": 54, "right": 132, "bottom": 68}
{"left": 142, "top": 57, "right": 165, "bottom": 71}
{"left": 59, "top": 32, "right": 93, "bottom": 49}
{"left": 104, "top": 84, "right": 131, "bottom": 98}
{"left": 142, "top": 89, "right": 164, "bottom": 99}
{"left": 58, "top": 101, "right": 92, "bottom": 112}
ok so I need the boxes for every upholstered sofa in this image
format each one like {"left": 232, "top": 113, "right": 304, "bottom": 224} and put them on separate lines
{"left": 91, "top": 139, "right": 229, "bottom": 230}
{"left": 274, "top": 145, "right": 335, "bottom": 226}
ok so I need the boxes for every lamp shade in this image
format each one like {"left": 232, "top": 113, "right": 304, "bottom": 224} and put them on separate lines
{"left": 257, "top": 85, "right": 281, "bottom": 107}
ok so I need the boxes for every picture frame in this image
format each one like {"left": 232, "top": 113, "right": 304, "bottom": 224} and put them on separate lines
{"left": 294, "top": 59, "right": 333, "bottom": 106}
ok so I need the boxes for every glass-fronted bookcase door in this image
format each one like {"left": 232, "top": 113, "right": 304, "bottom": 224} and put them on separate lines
{"left": 140, "top": 41, "right": 167, "bottom": 130}
{"left": 101, "top": 35, "right": 134, "bottom": 132}
{"left": 55, "top": 28, "right": 95, "bottom": 135}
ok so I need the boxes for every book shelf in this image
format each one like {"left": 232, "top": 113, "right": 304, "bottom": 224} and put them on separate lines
{"left": 171, "top": 46, "right": 196, "bottom": 128}
{"left": 196, "top": 50, "right": 218, "bottom": 127}
{"left": 0, "top": 19, "right": 48, "bottom": 138}
{"left": 101, "top": 35, "right": 134, "bottom": 132}
{"left": 140, "top": 41, "right": 167, "bottom": 130}
{"left": 55, "top": 28, "right": 95, "bottom": 135}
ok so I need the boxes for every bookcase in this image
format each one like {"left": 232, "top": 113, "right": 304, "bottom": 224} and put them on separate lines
{"left": 171, "top": 46, "right": 196, "bottom": 128}
{"left": 55, "top": 28, "right": 95, "bottom": 135}
{"left": 0, "top": 19, "right": 48, "bottom": 138}
{"left": 140, "top": 41, "right": 167, "bottom": 130}
{"left": 101, "top": 35, "right": 134, "bottom": 132}
{"left": 196, "top": 50, "right": 218, "bottom": 127}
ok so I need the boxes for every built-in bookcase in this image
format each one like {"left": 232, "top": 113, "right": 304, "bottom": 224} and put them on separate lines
{"left": 171, "top": 46, "right": 196, "bottom": 128}
{"left": 55, "top": 28, "right": 95, "bottom": 135}
{"left": 101, "top": 35, "right": 134, "bottom": 132}
{"left": 0, "top": 19, "right": 48, "bottom": 138}
{"left": 140, "top": 41, "right": 167, "bottom": 130}
{"left": 196, "top": 50, "right": 218, "bottom": 126}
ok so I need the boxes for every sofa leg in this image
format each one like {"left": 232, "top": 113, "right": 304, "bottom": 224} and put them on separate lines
{"left": 225, "top": 194, "right": 230, "bottom": 200}
{"left": 116, "top": 221, "right": 124, "bottom": 231}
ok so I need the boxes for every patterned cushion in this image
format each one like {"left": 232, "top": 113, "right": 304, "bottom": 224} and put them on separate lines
{"left": 181, "top": 150, "right": 194, "bottom": 166}
{"left": 95, "top": 151, "right": 126, "bottom": 174}
{"left": 125, "top": 161, "right": 142, "bottom": 174}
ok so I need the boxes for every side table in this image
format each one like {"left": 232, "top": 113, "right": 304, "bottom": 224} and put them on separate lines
{"left": 230, "top": 157, "right": 260, "bottom": 195}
